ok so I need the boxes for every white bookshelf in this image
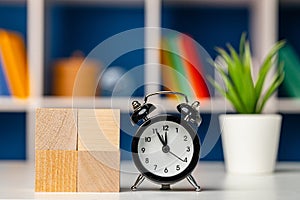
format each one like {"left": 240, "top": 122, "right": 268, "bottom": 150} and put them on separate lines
{"left": 278, "top": 98, "right": 300, "bottom": 113}
{"left": 0, "top": 0, "right": 298, "bottom": 161}
{"left": 0, "top": 98, "right": 28, "bottom": 112}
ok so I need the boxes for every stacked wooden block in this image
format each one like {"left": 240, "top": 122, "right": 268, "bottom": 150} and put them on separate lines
{"left": 35, "top": 108, "right": 120, "bottom": 192}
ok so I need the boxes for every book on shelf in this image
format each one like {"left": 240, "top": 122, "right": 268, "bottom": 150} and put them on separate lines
{"left": 0, "top": 29, "right": 28, "bottom": 98}
{"left": 278, "top": 43, "right": 300, "bottom": 98}
{"left": 161, "top": 34, "right": 210, "bottom": 100}
{"left": 178, "top": 34, "right": 209, "bottom": 99}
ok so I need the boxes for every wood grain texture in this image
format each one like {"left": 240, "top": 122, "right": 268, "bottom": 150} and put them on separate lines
{"left": 78, "top": 151, "right": 120, "bottom": 192}
{"left": 78, "top": 109, "right": 120, "bottom": 151}
{"left": 35, "top": 150, "right": 78, "bottom": 192}
{"left": 35, "top": 108, "right": 78, "bottom": 150}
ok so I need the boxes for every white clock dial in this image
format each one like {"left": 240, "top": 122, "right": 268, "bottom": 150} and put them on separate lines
{"left": 137, "top": 120, "right": 194, "bottom": 177}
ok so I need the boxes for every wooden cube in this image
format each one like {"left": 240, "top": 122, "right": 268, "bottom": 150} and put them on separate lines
{"left": 35, "top": 108, "right": 77, "bottom": 150}
{"left": 35, "top": 108, "right": 78, "bottom": 192}
{"left": 78, "top": 151, "right": 120, "bottom": 192}
{"left": 35, "top": 108, "right": 121, "bottom": 193}
{"left": 77, "top": 109, "right": 120, "bottom": 192}
{"left": 78, "top": 109, "right": 120, "bottom": 151}
{"left": 35, "top": 150, "right": 77, "bottom": 192}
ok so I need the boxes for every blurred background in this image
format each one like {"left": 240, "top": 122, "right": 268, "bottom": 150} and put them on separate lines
{"left": 0, "top": 0, "right": 299, "bottom": 161}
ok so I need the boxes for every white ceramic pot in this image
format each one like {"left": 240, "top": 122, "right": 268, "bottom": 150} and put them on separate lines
{"left": 219, "top": 114, "right": 282, "bottom": 174}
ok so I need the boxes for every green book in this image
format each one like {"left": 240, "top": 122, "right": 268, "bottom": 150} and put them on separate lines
{"left": 279, "top": 44, "right": 300, "bottom": 97}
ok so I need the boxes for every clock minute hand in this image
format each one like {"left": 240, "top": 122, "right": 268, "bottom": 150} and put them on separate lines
{"left": 169, "top": 150, "right": 185, "bottom": 162}
{"left": 164, "top": 131, "right": 168, "bottom": 145}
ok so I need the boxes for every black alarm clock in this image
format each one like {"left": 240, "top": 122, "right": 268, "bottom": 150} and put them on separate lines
{"left": 130, "top": 91, "right": 201, "bottom": 191}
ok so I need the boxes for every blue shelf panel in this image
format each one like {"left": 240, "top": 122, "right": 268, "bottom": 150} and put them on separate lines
{"left": 44, "top": 3, "right": 145, "bottom": 97}
{"left": 0, "top": 3, "right": 27, "bottom": 40}
{"left": 278, "top": 113, "right": 300, "bottom": 161}
{"left": 0, "top": 112, "right": 26, "bottom": 160}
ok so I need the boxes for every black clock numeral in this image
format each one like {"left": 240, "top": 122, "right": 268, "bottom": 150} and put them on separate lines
{"left": 163, "top": 125, "right": 169, "bottom": 132}
{"left": 183, "top": 157, "right": 188, "bottom": 162}
{"left": 183, "top": 135, "right": 188, "bottom": 141}
{"left": 145, "top": 158, "right": 149, "bottom": 164}
{"left": 152, "top": 128, "right": 158, "bottom": 134}
{"left": 154, "top": 164, "right": 157, "bottom": 170}
{"left": 176, "top": 165, "right": 180, "bottom": 171}
{"left": 164, "top": 167, "right": 168, "bottom": 173}
{"left": 145, "top": 137, "right": 151, "bottom": 142}
{"left": 186, "top": 146, "right": 190, "bottom": 152}
{"left": 141, "top": 147, "right": 145, "bottom": 153}
{"left": 176, "top": 128, "right": 179, "bottom": 133}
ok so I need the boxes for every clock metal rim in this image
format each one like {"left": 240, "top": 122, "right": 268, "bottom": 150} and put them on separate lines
{"left": 132, "top": 114, "right": 200, "bottom": 184}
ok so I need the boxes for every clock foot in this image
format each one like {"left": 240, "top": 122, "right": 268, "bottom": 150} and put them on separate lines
{"left": 131, "top": 174, "right": 145, "bottom": 191}
{"left": 160, "top": 184, "right": 171, "bottom": 190}
{"left": 187, "top": 174, "right": 201, "bottom": 192}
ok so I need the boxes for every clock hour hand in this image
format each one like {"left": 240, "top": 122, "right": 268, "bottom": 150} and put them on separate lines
{"left": 169, "top": 150, "right": 185, "bottom": 162}
{"left": 155, "top": 130, "right": 166, "bottom": 146}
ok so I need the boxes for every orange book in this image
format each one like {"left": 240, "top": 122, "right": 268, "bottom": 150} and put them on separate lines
{"left": 0, "top": 29, "right": 28, "bottom": 98}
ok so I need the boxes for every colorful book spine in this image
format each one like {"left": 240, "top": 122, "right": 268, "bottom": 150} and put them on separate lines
{"left": 161, "top": 34, "right": 210, "bottom": 100}
{"left": 167, "top": 34, "right": 193, "bottom": 98}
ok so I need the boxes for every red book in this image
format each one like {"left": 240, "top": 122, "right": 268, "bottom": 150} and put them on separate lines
{"left": 178, "top": 34, "right": 210, "bottom": 99}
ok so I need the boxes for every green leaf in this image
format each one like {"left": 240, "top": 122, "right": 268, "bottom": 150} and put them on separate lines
{"left": 207, "top": 75, "right": 245, "bottom": 113}
{"left": 209, "top": 33, "right": 285, "bottom": 114}
{"left": 228, "top": 42, "right": 256, "bottom": 113}
{"left": 209, "top": 61, "right": 247, "bottom": 113}
{"left": 226, "top": 44, "right": 249, "bottom": 112}
{"left": 239, "top": 32, "right": 247, "bottom": 58}
{"left": 254, "top": 40, "right": 286, "bottom": 102}
{"left": 256, "top": 66, "right": 285, "bottom": 113}
{"left": 207, "top": 76, "right": 226, "bottom": 97}
{"left": 242, "top": 41, "right": 256, "bottom": 112}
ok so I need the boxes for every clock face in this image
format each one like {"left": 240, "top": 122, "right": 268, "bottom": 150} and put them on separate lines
{"left": 132, "top": 115, "right": 200, "bottom": 183}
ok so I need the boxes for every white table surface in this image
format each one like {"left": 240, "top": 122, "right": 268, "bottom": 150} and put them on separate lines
{"left": 0, "top": 161, "right": 300, "bottom": 200}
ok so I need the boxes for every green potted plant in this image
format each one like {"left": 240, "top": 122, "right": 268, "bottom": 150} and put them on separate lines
{"left": 208, "top": 34, "right": 285, "bottom": 174}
